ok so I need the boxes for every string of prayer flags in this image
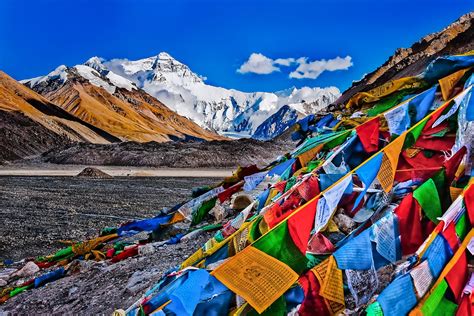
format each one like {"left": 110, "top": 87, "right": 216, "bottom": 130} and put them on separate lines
{"left": 423, "top": 54, "right": 474, "bottom": 83}
{"left": 346, "top": 76, "right": 427, "bottom": 108}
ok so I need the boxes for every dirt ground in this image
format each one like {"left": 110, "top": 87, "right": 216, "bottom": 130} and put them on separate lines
{"left": 0, "top": 175, "right": 218, "bottom": 261}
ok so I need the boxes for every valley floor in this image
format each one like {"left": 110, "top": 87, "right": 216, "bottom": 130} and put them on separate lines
{"left": 0, "top": 164, "right": 232, "bottom": 177}
{"left": 0, "top": 175, "right": 219, "bottom": 261}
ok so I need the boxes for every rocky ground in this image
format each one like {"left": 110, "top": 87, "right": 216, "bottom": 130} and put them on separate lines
{"left": 0, "top": 232, "right": 213, "bottom": 314}
{"left": 0, "top": 176, "right": 218, "bottom": 261}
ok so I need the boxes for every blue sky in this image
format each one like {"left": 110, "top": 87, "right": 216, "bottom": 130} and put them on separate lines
{"left": 0, "top": 0, "right": 472, "bottom": 92}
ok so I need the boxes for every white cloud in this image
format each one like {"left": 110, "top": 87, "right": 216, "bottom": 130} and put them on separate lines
{"left": 289, "top": 56, "right": 353, "bottom": 79}
{"left": 237, "top": 53, "right": 353, "bottom": 79}
{"left": 237, "top": 53, "right": 280, "bottom": 75}
{"left": 274, "top": 58, "right": 295, "bottom": 66}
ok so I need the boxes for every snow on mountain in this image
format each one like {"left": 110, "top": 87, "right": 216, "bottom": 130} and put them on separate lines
{"left": 22, "top": 62, "right": 138, "bottom": 94}
{"left": 93, "top": 53, "right": 340, "bottom": 136}
{"left": 21, "top": 65, "right": 69, "bottom": 87}
{"left": 23, "top": 52, "right": 340, "bottom": 138}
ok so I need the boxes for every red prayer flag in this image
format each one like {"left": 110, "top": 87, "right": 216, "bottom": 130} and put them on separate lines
{"left": 288, "top": 198, "right": 318, "bottom": 254}
{"left": 356, "top": 117, "right": 380, "bottom": 153}
{"left": 297, "top": 175, "right": 320, "bottom": 202}
{"left": 395, "top": 194, "right": 425, "bottom": 255}
{"left": 217, "top": 181, "right": 244, "bottom": 203}
{"left": 298, "top": 270, "right": 330, "bottom": 316}
{"left": 443, "top": 146, "right": 467, "bottom": 183}
{"left": 465, "top": 185, "right": 474, "bottom": 227}
{"left": 442, "top": 221, "right": 461, "bottom": 253}
{"left": 446, "top": 251, "right": 469, "bottom": 303}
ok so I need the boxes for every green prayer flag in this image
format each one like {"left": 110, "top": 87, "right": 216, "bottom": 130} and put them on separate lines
{"left": 249, "top": 216, "right": 264, "bottom": 242}
{"left": 413, "top": 178, "right": 442, "bottom": 223}
{"left": 192, "top": 197, "right": 217, "bottom": 225}
{"left": 367, "top": 92, "right": 409, "bottom": 117}
{"left": 50, "top": 246, "right": 74, "bottom": 262}
{"left": 421, "top": 279, "right": 448, "bottom": 315}
{"left": 9, "top": 284, "right": 32, "bottom": 297}
{"left": 436, "top": 297, "right": 458, "bottom": 315}
{"left": 323, "top": 130, "right": 352, "bottom": 150}
{"left": 293, "top": 130, "right": 350, "bottom": 157}
{"left": 404, "top": 116, "right": 429, "bottom": 149}
{"left": 253, "top": 221, "right": 308, "bottom": 274}
{"left": 455, "top": 213, "right": 469, "bottom": 240}
{"left": 366, "top": 301, "right": 384, "bottom": 316}
{"left": 307, "top": 160, "right": 321, "bottom": 172}
{"left": 284, "top": 177, "right": 297, "bottom": 193}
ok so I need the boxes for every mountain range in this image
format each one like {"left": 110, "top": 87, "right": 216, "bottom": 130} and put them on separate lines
{"left": 23, "top": 52, "right": 340, "bottom": 139}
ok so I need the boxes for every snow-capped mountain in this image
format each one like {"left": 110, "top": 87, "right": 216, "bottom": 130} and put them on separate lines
{"left": 21, "top": 63, "right": 222, "bottom": 142}
{"left": 23, "top": 52, "right": 340, "bottom": 139}
{"left": 86, "top": 53, "right": 340, "bottom": 137}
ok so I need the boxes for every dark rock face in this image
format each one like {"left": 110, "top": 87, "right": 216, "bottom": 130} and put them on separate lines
{"left": 252, "top": 105, "right": 298, "bottom": 141}
{"left": 36, "top": 137, "right": 295, "bottom": 169}
{"left": 0, "top": 111, "right": 72, "bottom": 163}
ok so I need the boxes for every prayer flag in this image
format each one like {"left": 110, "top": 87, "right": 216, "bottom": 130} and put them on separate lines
{"left": 213, "top": 246, "right": 298, "bottom": 314}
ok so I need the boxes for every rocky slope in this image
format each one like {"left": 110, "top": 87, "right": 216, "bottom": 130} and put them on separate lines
{"left": 22, "top": 65, "right": 222, "bottom": 142}
{"left": 34, "top": 137, "right": 295, "bottom": 169}
{"left": 332, "top": 11, "right": 474, "bottom": 107}
{"left": 0, "top": 71, "right": 119, "bottom": 162}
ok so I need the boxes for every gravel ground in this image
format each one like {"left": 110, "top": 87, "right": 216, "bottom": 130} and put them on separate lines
{"left": 0, "top": 232, "right": 213, "bottom": 315}
{"left": 0, "top": 176, "right": 218, "bottom": 261}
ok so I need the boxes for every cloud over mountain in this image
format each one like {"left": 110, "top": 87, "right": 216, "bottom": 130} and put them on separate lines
{"left": 237, "top": 53, "right": 280, "bottom": 74}
{"left": 238, "top": 53, "right": 353, "bottom": 79}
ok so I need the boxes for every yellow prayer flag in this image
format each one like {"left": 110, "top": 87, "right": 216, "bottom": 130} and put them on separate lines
{"left": 180, "top": 248, "right": 204, "bottom": 269}
{"left": 439, "top": 68, "right": 470, "bottom": 101}
{"left": 312, "top": 256, "right": 330, "bottom": 284}
{"left": 213, "top": 246, "right": 298, "bottom": 314}
{"left": 346, "top": 77, "right": 426, "bottom": 108}
{"left": 320, "top": 256, "right": 345, "bottom": 305}
{"left": 312, "top": 257, "right": 345, "bottom": 314}
{"left": 377, "top": 133, "right": 406, "bottom": 192}
{"left": 450, "top": 187, "right": 464, "bottom": 202}
{"left": 298, "top": 144, "right": 324, "bottom": 167}
{"left": 168, "top": 211, "right": 185, "bottom": 224}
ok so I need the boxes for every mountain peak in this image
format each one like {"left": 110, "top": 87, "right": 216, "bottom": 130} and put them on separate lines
{"left": 156, "top": 52, "right": 174, "bottom": 60}
{"left": 84, "top": 56, "right": 106, "bottom": 72}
